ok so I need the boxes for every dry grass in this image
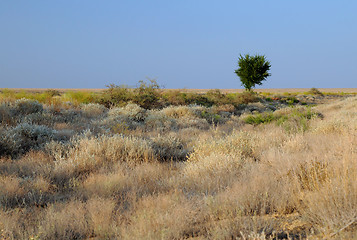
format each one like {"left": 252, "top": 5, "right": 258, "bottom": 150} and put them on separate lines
{"left": 3, "top": 87, "right": 357, "bottom": 94}
{"left": 0, "top": 96, "right": 356, "bottom": 239}
{"left": 165, "top": 88, "right": 357, "bottom": 94}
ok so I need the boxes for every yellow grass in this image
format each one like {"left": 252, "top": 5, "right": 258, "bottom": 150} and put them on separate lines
{"left": 0, "top": 95, "right": 356, "bottom": 239}
{"left": 2, "top": 87, "right": 357, "bottom": 94}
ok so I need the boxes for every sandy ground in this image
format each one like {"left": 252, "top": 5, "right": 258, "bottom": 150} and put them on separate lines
{"left": 1, "top": 88, "right": 357, "bottom": 94}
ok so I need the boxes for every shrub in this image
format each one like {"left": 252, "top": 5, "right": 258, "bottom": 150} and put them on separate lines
{"left": 81, "top": 103, "right": 107, "bottom": 118}
{"left": 14, "top": 98, "right": 43, "bottom": 115}
{"left": 243, "top": 106, "right": 322, "bottom": 132}
{"left": 285, "top": 96, "right": 300, "bottom": 105}
{"left": 121, "top": 192, "right": 202, "bottom": 240}
{"left": 62, "top": 134, "right": 155, "bottom": 170}
{"left": 97, "top": 104, "right": 146, "bottom": 132}
{"left": 82, "top": 171, "right": 128, "bottom": 198}
{"left": 62, "top": 91, "right": 96, "bottom": 105}
{"left": 0, "top": 176, "right": 24, "bottom": 208}
{"left": 151, "top": 135, "right": 189, "bottom": 161}
{"left": 181, "top": 153, "right": 246, "bottom": 195}
{"left": 211, "top": 104, "right": 236, "bottom": 114}
{"left": 133, "top": 79, "right": 162, "bottom": 109}
{"left": 22, "top": 112, "right": 58, "bottom": 127}
{"left": 206, "top": 89, "right": 229, "bottom": 105}
{"left": 308, "top": 87, "right": 324, "bottom": 96}
{"left": 233, "top": 91, "right": 260, "bottom": 105}
{"left": 161, "top": 105, "right": 195, "bottom": 119}
{"left": 274, "top": 106, "right": 321, "bottom": 132}
{"left": 243, "top": 112, "right": 275, "bottom": 125}
{"left": 184, "top": 93, "right": 213, "bottom": 107}
{"left": 108, "top": 104, "right": 146, "bottom": 123}
{"left": 44, "top": 89, "right": 61, "bottom": 97}
{"left": 99, "top": 84, "right": 133, "bottom": 107}
{"left": 200, "top": 110, "right": 222, "bottom": 125}
{"left": 120, "top": 103, "right": 147, "bottom": 122}
{"left": 162, "top": 90, "right": 188, "bottom": 106}
{"left": 188, "top": 130, "right": 258, "bottom": 162}
{"left": 40, "top": 201, "right": 89, "bottom": 239}
{"left": 0, "top": 123, "right": 57, "bottom": 158}
{"left": 144, "top": 110, "right": 176, "bottom": 131}
{"left": 0, "top": 104, "right": 13, "bottom": 125}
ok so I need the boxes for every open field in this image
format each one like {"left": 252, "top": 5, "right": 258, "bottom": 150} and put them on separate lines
{"left": 2, "top": 88, "right": 357, "bottom": 94}
{"left": 168, "top": 88, "right": 357, "bottom": 94}
{"left": 0, "top": 91, "right": 356, "bottom": 239}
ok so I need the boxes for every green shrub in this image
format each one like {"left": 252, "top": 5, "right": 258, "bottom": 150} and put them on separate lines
{"left": 206, "top": 89, "right": 229, "bottom": 105}
{"left": 243, "top": 106, "right": 322, "bottom": 132}
{"left": 184, "top": 93, "right": 213, "bottom": 107}
{"left": 133, "top": 79, "right": 162, "bottom": 109}
{"left": 99, "top": 84, "right": 133, "bottom": 107}
{"left": 44, "top": 89, "right": 61, "bottom": 97}
{"left": 308, "top": 87, "right": 324, "bottom": 96}
{"left": 0, "top": 88, "right": 15, "bottom": 98}
{"left": 201, "top": 110, "right": 222, "bottom": 125}
{"left": 243, "top": 112, "right": 275, "bottom": 125}
{"left": 285, "top": 97, "right": 300, "bottom": 105}
{"left": 63, "top": 91, "right": 96, "bottom": 105}
{"left": 14, "top": 98, "right": 43, "bottom": 115}
{"left": 233, "top": 91, "right": 260, "bottom": 105}
{"left": 275, "top": 107, "right": 321, "bottom": 132}
{"left": 162, "top": 90, "right": 188, "bottom": 106}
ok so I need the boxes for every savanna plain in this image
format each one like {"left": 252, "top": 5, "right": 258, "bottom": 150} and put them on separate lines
{"left": 0, "top": 86, "right": 356, "bottom": 239}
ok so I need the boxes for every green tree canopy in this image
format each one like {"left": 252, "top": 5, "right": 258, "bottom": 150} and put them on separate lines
{"left": 235, "top": 54, "right": 271, "bottom": 91}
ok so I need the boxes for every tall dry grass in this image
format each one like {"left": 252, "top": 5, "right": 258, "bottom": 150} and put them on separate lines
{"left": 0, "top": 96, "right": 356, "bottom": 239}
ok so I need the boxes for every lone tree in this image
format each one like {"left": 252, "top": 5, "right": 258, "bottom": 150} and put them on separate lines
{"left": 235, "top": 54, "right": 271, "bottom": 91}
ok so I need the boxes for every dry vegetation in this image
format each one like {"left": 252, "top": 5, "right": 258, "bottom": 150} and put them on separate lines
{"left": 0, "top": 90, "right": 356, "bottom": 239}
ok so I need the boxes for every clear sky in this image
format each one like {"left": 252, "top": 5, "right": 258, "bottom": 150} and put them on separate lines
{"left": 1, "top": 1, "right": 356, "bottom": 89}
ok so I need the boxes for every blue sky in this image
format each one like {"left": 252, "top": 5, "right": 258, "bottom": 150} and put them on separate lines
{"left": 1, "top": 1, "right": 356, "bottom": 89}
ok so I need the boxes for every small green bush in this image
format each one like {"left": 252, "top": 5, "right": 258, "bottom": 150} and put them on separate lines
{"left": 63, "top": 91, "right": 96, "bottom": 105}
{"left": 44, "top": 89, "right": 61, "bottom": 97}
{"left": 184, "top": 93, "right": 213, "bottom": 107}
{"left": 201, "top": 110, "right": 222, "bottom": 125}
{"left": 234, "top": 91, "right": 260, "bottom": 105}
{"left": 308, "top": 87, "right": 324, "bottom": 96}
{"left": 206, "top": 89, "right": 229, "bottom": 105}
{"left": 243, "top": 106, "right": 322, "bottom": 132}
{"left": 243, "top": 112, "right": 275, "bottom": 125}
{"left": 133, "top": 79, "right": 162, "bottom": 109}
{"left": 99, "top": 84, "right": 133, "bottom": 107}
{"left": 14, "top": 98, "right": 43, "bottom": 115}
{"left": 162, "top": 90, "right": 188, "bottom": 106}
{"left": 285, "top": 97, "right": 300, "bottom": 105}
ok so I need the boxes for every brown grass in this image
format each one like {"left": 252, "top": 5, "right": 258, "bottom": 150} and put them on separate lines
{"left": 2, "top": 87, "right": 357, "bottom": 94}
{"left": 0, "top": 96, "right": 356, "bottom": 239}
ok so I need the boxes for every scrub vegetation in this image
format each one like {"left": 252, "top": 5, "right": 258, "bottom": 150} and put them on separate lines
{"left": 0, "top": 85, "right": 356, "bottom": 239}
